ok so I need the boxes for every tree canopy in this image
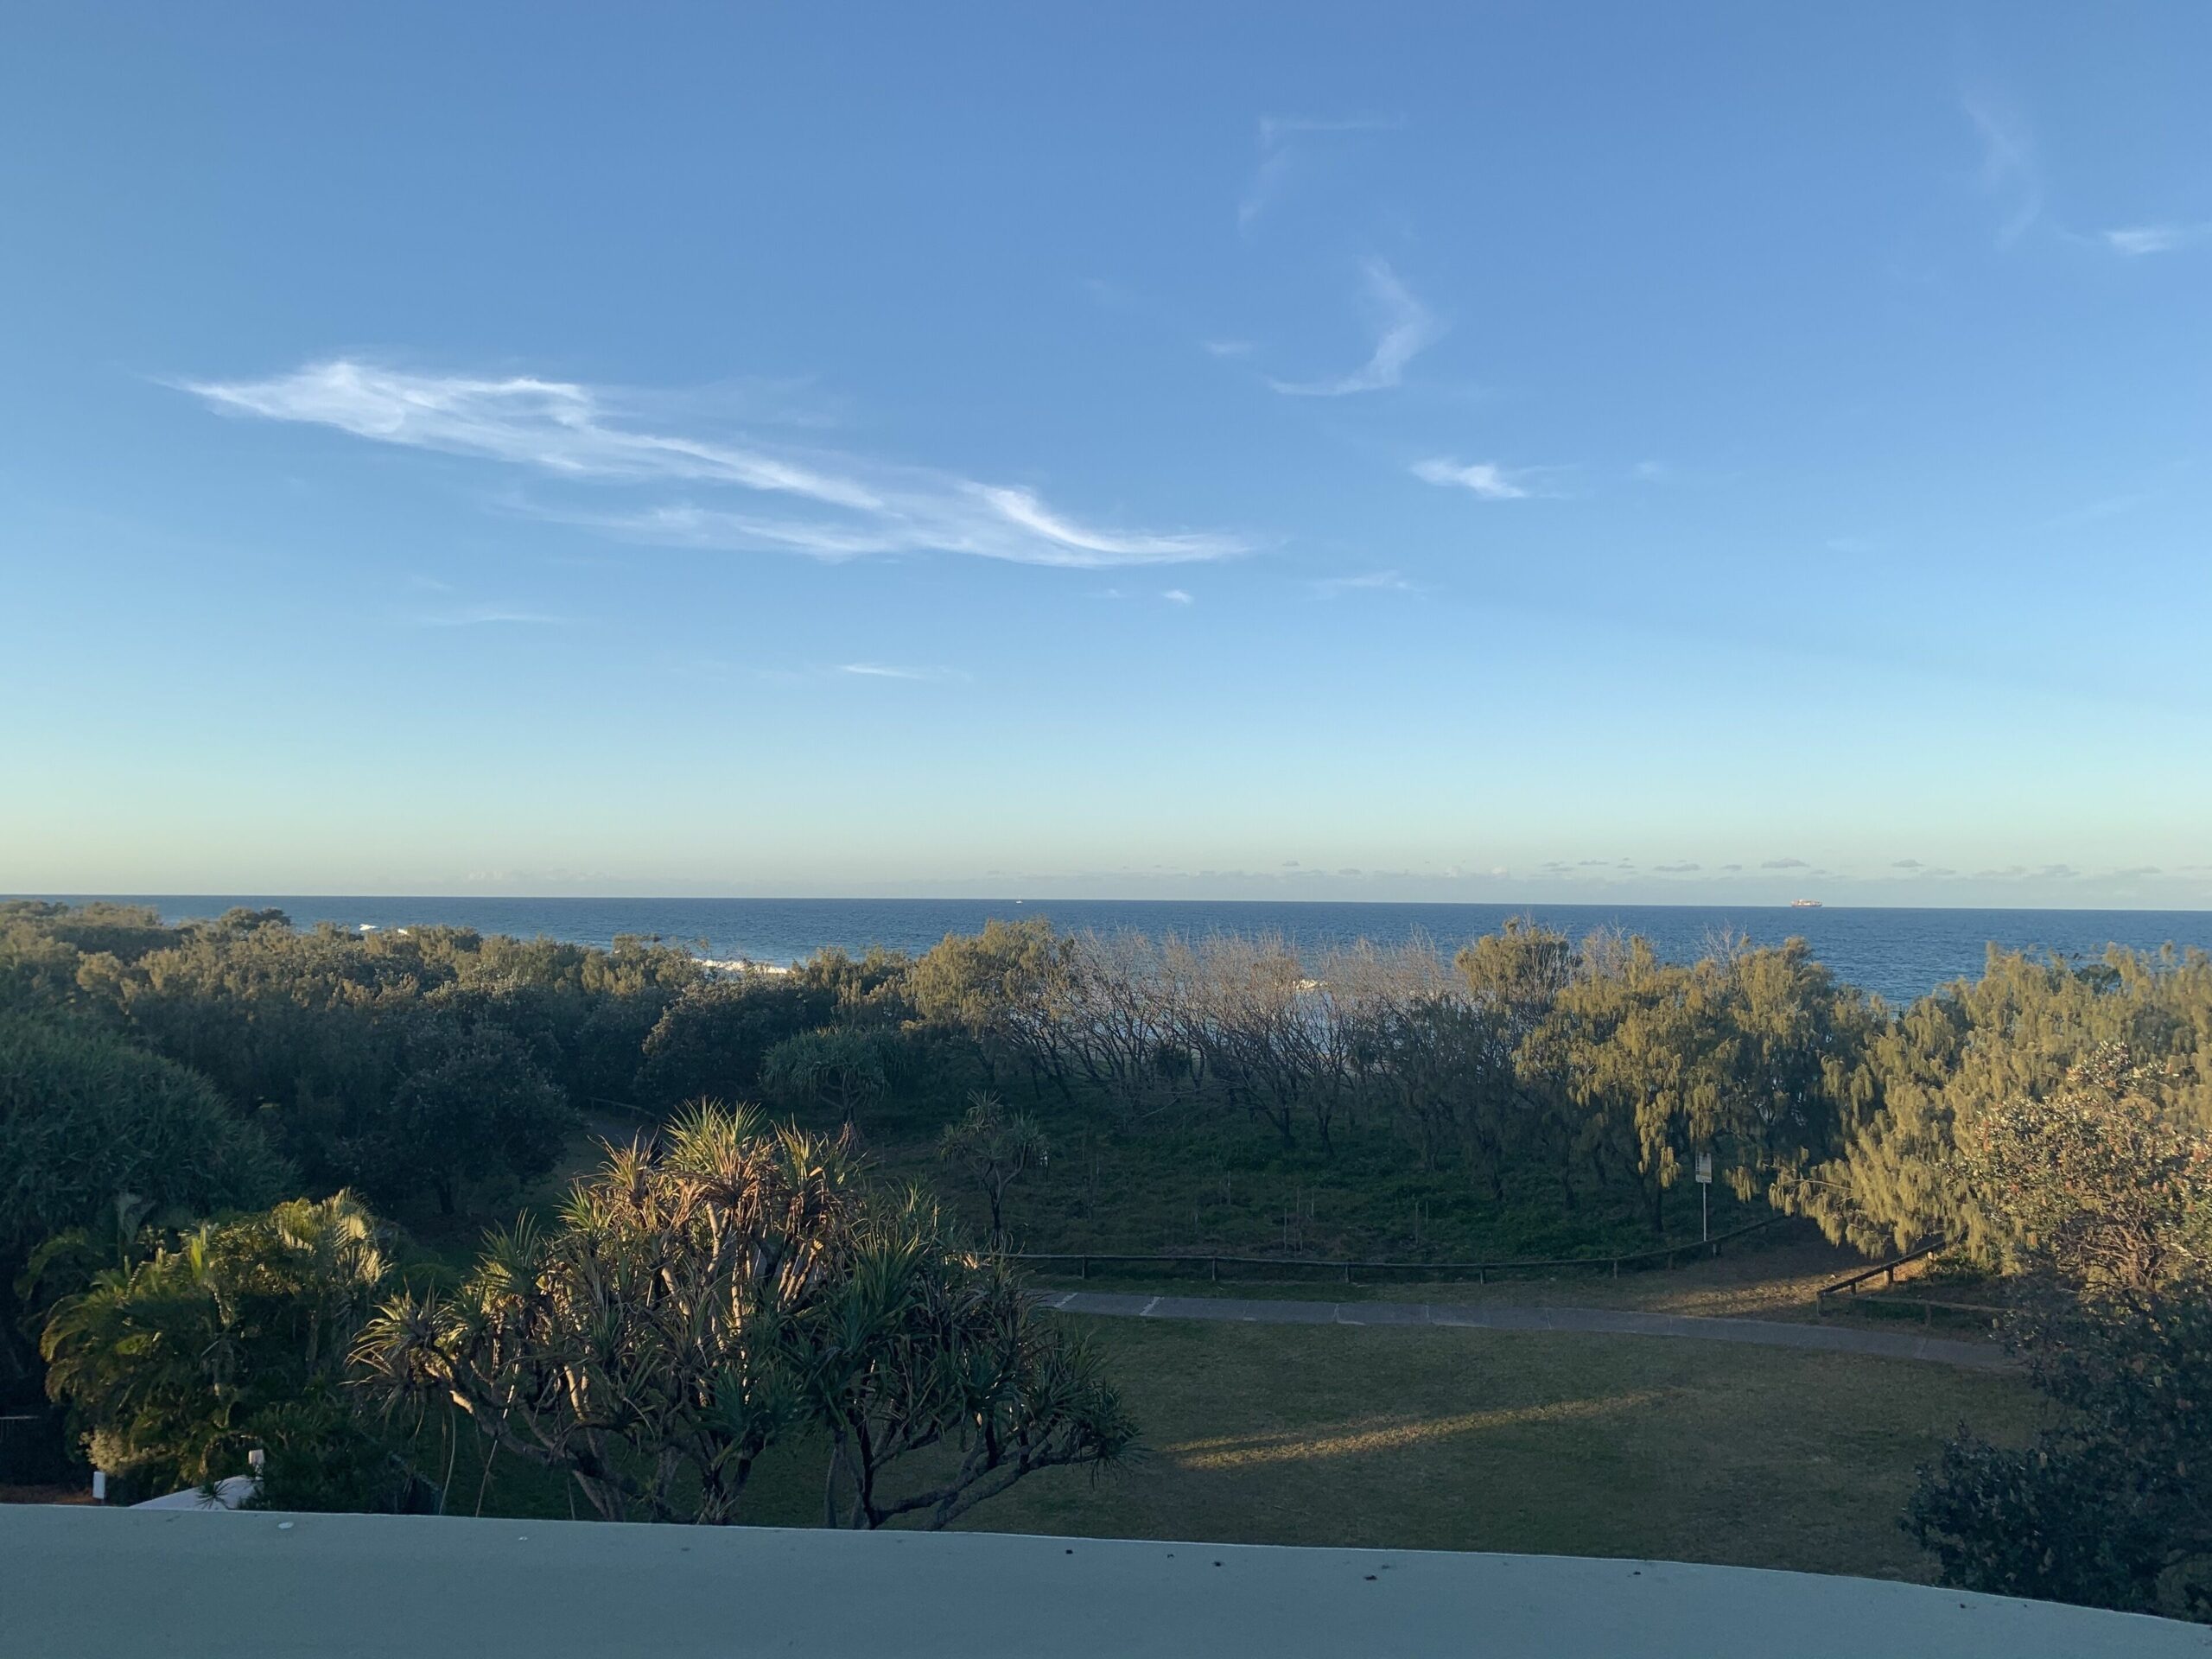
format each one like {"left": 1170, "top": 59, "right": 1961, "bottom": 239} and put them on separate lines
{"left": 7, "top": 896, "right": 2209, "bottom": 1605}
{"left": 38, "top": 1192, "right": 391, "bottom": 1489}
{"left": 358, "top": 1103, "right": 1133, "bottom": 1527}
{"left": 1781, "top": 947, "right": 2212, "bottom": 1258}
{"left": 1902, "top": 1046, "right": 2212, "bottom": 1618}
{"left": 0, "top": 1011, "right": 289, "bottom": 1268}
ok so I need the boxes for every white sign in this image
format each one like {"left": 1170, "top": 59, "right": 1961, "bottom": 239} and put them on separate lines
{"left": 1694, "top": 1152, "right": 1713, "bottom": 1185}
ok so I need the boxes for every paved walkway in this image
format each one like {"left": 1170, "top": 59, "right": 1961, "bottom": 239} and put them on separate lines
{"left": 1038, "top": 1290, "right": 2012, "bottom": 1370}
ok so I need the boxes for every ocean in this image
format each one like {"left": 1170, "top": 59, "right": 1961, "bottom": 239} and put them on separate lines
{"left": 46, "top": 895, "right": 2212, "bottom": 1007}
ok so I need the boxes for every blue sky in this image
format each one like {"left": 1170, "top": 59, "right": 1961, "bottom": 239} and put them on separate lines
{"left": 3, "top": 4, "right": 2209, "bottom": 906}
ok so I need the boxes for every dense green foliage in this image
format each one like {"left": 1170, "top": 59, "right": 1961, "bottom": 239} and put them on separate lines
{"left": 9, "top": 899, "right": 2206, "bottom": 1269}
{"left": 1778, "top": 947, "right": 2212, "bottom": 1262}
{"left": 37, "top": 1193, "right": 392, "bottom": 1491}
{"left": 359, "top": 1104, "right": 1134, "bottom": 1527}
{"left": 0, "top": 899, "right": 702, "bottom": 1217}
{"left": 372, "top": 1019, "right": 572, "bottom": 1217}
{"left": 1902, "top": 1047, "right": 2211, "bottom": 1619}
{"left": 4, "top": 897, "right": 2208, "bottom": 1607}
{"left": 0, "top": 1012, "right": 289, "bottom": 1265}
{"left": 0, "top": 1008, "right": 290, "bottom": 1402}
{"left": 903, "top": 920, "right": 1885, "bottom": 1242}
{"left": 759, "top": 1024, "right": 894, "bottom": 1120}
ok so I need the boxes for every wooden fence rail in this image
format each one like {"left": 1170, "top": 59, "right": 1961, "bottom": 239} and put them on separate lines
{"left": 1813, "top": 1238, "right": 1948, "bottom": 1313}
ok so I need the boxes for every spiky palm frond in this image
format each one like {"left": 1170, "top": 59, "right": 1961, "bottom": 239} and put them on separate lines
{"left": 348, "top": 1101, "right": 1131, "bottom": 1528}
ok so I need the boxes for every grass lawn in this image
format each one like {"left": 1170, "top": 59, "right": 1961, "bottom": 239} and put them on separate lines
{"left": 930, "top": 1317, "right": 2036, "bottom": 1580}
{"left": 446, "top": 1312, "right": 2036, "bottom": 1585}
{"left": 402, "top": 1108, "right": 2020, "bottom": 1583}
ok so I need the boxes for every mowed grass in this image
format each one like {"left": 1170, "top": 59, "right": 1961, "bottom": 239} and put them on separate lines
{"left": 733, "top": 1315, "right": 2035, "bottom": 1582}
{"left": 989, "top": 1321, "right": 2028, "bottom": 1577}
{"left": 415, "top": 1115, "right": 2019, "bottom": 1581}
{"left": 430, "top": 1307, "right": 2032, "bottom": 1582}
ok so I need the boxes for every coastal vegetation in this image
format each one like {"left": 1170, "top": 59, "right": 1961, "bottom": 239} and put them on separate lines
{"left": 392, "top": 1311, "right": 2046, "bottom": 1585}
{"left": 2, "top": 899, "right": 2206, "bottom": 1616}
{"left": 359, "top": 1103, "right": 1132, "bottom": 1529}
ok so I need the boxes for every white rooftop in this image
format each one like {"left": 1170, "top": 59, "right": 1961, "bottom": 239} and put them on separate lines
{"left": 3, "top": 1508, "right": 2202, "bottom": 1657}
{"left": 130, "top": 1473, "right": 259, "bottom": 1511}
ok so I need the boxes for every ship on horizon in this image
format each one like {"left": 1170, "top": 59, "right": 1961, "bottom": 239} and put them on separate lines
{"left": 1789, "top": 899, "right": 1824, "bottom": 908}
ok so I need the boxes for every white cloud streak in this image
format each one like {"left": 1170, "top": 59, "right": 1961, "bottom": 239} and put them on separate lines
{"left": 1255, "top": 114, "right": 1407, "bottom": 147}
{"left": 1964, "top": 92, "right": 2041, "bottom": 245}
{"left": 838, "top": 662, "right": 965, "bottom": 682}
{"left": 2100, "top": 222, "right": 2209, "bottom": 257}
{"left": 1240, "top": 114, "right": 1405, "bottom": 232}
{"left": 414, "top": 605, "right": 570, "bottom": 627}
{"left": 188, "top": 359, "right": 1250, "bottom": 569}
{"left": 1267, "top": 261, "right": 1442, "bottom": 397}
{"left": 1310, "top": 570, "right": 1419, "bottom": 597}
{"left": 1238, "top": 149, "right": 1297, "bottom": 235}
{"left": 1411, "top": 457, "right": 1530, "bottom": 499}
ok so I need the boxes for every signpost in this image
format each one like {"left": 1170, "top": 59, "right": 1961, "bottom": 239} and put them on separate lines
{"left": 1694, "top": 1152, "right": 1713, "bottom": 1244}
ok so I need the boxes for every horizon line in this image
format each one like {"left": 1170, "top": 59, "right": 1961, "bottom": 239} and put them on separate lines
{"left": 14, "top": 892, "right": 2210, "bottom": 918}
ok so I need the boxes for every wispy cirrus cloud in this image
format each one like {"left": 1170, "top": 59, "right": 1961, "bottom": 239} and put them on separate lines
{"left": 187, "top": 359, "right": 1251, "bottom": 570}
{"left": 838, "top": 662, "right": 967, "bottom": 683}
{"left": 1239, "top": 113, "right": 1405, "bottom": 233}
{"left": 1255, "top": 114, "right": 1408, "bottom": 148}
{"left": 414, "top": 604, "right": 570, "bottom": 628}
{"left": 2099, "top": 222, "right": 2210, "bottom": 257}
{"left": 1160, "top": 588, "right": 1195, "bottom": 605}
{"left": 1310, "top": 569, "right": 1420, "bottom": 598}
{"left": 1267, "top": 261, "right": 1442, "bottom": 397}
{"left": 1960, "top": 92, "right": 2202, "bottom": 260}
{"left": 1411, "top": 457, "right": 1530, "bottom": 499}
{"left": 1964, "top": 92, "right": 2041, "bottom": 245}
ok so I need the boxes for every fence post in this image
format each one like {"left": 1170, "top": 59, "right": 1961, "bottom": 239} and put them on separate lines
{"left": 1079, "top": 1255, "right": 1089, "bottom": 1281}
{"left": 1209, "top": 1256, "right": 1218, "bottom": 1283}
{"left": 1611, "top": 1258, "right": 1619, "bottom": 1279}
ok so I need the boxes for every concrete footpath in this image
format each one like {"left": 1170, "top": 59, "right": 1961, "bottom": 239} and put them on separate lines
{"left": 1039, "top": 1290, "right": 2012, "bottom": 1370}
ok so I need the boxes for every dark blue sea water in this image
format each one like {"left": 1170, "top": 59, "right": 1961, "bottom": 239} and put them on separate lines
{"left": 46, "top": 896, "right": 2212, "bottom": 1007}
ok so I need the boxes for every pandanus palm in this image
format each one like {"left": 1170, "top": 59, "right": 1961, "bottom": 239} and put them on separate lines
{"left": 357, "top": 1102, "right": 1131, "bottom": 1528}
